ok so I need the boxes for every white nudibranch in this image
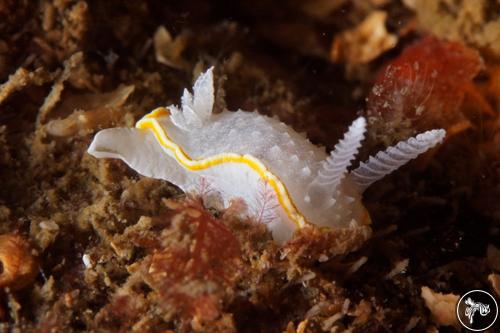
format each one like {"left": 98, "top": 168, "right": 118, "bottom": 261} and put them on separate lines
{"left": 87, "top": 67, "right": 446, "bottom": 243}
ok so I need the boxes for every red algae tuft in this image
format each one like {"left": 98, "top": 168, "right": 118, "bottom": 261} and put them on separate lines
{"left": 367, "top": 36, "right": 493, "bottom": 142}
{"left": 143, "top": 198, "right": 242, "bottom": 321}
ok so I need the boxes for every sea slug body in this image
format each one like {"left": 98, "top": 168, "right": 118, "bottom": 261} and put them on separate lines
{"left": 88, "top": 68, "right": 445, "bottom": 243}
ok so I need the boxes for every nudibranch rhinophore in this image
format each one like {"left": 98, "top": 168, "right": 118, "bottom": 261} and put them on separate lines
{"left": 88, "top": 68, "right": 446, "bottom": 243}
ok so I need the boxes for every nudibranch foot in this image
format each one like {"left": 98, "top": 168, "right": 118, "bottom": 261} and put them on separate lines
{"left": 88, "top": 67, "right": 446, "bottom": 243}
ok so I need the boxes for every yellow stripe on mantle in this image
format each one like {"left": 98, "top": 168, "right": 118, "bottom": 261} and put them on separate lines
{"left": 135, "top": 107, "right": 307, "bottom": 228}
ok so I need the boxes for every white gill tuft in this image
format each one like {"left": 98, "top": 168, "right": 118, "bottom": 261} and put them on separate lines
{"left": 170, "top": 67, "right": 214, "bottom": 130}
